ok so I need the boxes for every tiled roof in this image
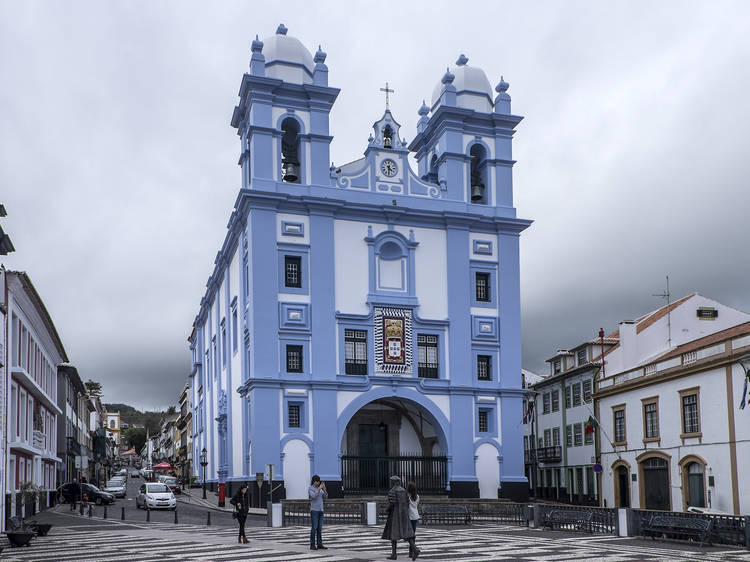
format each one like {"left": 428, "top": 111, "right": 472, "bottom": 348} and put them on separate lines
{"left": 651, "top": 320, "right": 750, "bottom": 363}
{"left": 635, "top": 293, "right": 696, "bottom": 334}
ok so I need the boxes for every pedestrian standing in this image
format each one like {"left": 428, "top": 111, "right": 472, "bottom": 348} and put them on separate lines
{"left": 382, "top": 475, "right": 418, "bottom": 560}
{"left": 230, "top": 483, "right": 250, "bottom": 544}
{"left": 406, "top": 481, "right": 420, "bottom": 548}
{"left": 308, "top": 475, "right": 328, "bottom": 550}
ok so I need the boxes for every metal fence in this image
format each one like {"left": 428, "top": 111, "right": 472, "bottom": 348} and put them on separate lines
{"left": 538, "top": 503, "right": 617, "bottom": 535}
{"left": 282, "top": 500, "right": 364, "bottom": 526}
{"left": 341, "top": 456, "right": 447, "bottom": 495}
{"left": 632, "top": 509, "right": 747, "bottom": 547}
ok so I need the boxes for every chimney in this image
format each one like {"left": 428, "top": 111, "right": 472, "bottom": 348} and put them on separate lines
{"left": 619, "top": 320, "right": 638, "bottom": 370}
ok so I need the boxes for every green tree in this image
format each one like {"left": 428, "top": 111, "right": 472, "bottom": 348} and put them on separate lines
{"left": 85, "top": 380, "right": 102, "bottom": 396}
{"left": 166, "top": 405, "right": 176, "bottom": 415}
{"left": 123, "top": 427, "right": 147, "bottom": 453}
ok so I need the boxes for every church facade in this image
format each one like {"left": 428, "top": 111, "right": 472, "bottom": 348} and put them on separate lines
{"left": 190, "top": 25, "right": 531, "bottom": 502}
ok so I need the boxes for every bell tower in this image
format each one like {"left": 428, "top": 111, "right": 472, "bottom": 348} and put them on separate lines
{"left": 230, "top": 25, "right": 340, "bottom": 190}
{"left": 408, "top": 55, "right": 522, "bottom": 210}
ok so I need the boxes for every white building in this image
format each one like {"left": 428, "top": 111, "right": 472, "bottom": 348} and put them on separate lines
{"left": 106, "top": 411, "right": 121, "bottom": 447}
{"left": 596, "top": 294, "right": 750, "bottom": 513}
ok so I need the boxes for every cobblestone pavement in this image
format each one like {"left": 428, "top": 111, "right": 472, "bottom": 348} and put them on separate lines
{"left": 2, "top": 516, "right": 749, "bottom": 561}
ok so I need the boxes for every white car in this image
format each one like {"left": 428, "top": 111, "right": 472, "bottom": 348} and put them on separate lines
{"left": 136, "top": 482, "right": 176, "bottom": 510}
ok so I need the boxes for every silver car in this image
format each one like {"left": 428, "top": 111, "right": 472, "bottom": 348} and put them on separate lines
{"left": 103, "top": 479, "right": 126, "bottom": 498}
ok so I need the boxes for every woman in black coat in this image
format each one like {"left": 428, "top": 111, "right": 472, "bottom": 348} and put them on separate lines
{"left": 382, "top": 476, "right": 418, "bottom": 560}
{"left": 230, "top": 483, "right": 250, "bottom": 543}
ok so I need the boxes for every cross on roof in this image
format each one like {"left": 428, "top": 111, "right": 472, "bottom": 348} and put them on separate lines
{"left": 380, "top": 82, "right": 394, "bottom": 110}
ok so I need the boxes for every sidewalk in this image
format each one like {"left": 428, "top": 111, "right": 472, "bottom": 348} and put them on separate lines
{"left": 177, "top": 489, "right": 266, "bottom": 515}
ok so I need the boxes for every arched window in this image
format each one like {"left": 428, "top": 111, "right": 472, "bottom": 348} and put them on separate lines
{"left": 110, "top": 419, "right": 115, "bottom": 429}
{"left": 424, "top": 154, "right": 439, "bottom": 185}
{"left": 383, "top": 125, "right": 393, "bottom": 149}
{"left": 469, "top": 144, "right": 488, "bottom": 204}
{"left": 280, "top": 118, "right": 301, "bottom": 183}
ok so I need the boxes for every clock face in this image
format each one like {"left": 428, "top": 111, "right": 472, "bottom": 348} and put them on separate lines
{"left": 380, "top": 159, "right": 398, "bottom": 177}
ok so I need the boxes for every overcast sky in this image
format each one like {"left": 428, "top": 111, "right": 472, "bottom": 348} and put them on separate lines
{"left": 1, "top": 1, "right": 749, "bottom": 409}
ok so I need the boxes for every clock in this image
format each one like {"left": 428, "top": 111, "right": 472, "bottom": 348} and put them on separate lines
{"left": 380, "top": 159, "right": 398, "bottom": 177}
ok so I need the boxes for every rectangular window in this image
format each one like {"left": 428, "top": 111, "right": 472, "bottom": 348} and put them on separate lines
{"left": 681, "top": 392, "right": 700, "bottom": 435}
{"left": 475, "top": 272, "right": 490, "bottom": 302}
{"left": 221, "top": 320, "right": 227, "bottom": 367}
{"left": 417, "top": 334, "right": 439, "bottom": 378}
{"left": 288, "top": 404, "right": 301, "bottom": 428}
{"left": 478, "top": 410, "right": 489, "bottom": 433}
{"left": 543, "top": 392, "right": 551, "bottom": 414}
{"left": 553, "top": 359, "right": 561, "bottom": 374}
{"left": 572, "top": 382, "right": 582, "bottom": 407}
{"left": 565, "top": 386, "right": 572, "bottom": 409}
{"left": 477, "top": 355, "right": 491, "bottom": 381}
{"left": 523, "top": 436, "right": 528, "bottom": 450}
{"left": 565, "top": 425, "right": 573, "bottom": 447}
{"left": 613, "top": 407, "right": 626, "bottom": 444}
{"left": 583, "top": 380, "right": 592, "bottom": 403}
{"left": 232, "top": 308, "right": 238, "bottom": 354}
{"left": 284, "top": 256, "right": 302, "bottom": 288}
{"left": 574, "top": 423, "right": 583, "bottom": 446}
{"left": 286, "top": 345, "right": 303, "bottom": 373}
{"left": 344, "top": 330, "right": 368, "bottom": 375}
{"left": 551, "top": 389, "right": 560, "bottom": 412}
{"left": 552, "top": 427, "right": 560, "bottom": 447}
{"left": 543, "top": 429, "right": 551, "bottom": 447}
{"left": 643, "top": 400, "right": 659, "bottom": 439}
{"left": 577, "top": 348, "right": 587, "bottom": 365}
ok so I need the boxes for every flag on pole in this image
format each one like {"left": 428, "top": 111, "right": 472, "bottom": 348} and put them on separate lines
{"left": 523, "top": 401, "right": 534, "bottom": 424}
{"left": 740, "top": 371, "right": 750, "bottom": 410}
{"left": 584, "top": 415, "right": 597, "bottom": 435}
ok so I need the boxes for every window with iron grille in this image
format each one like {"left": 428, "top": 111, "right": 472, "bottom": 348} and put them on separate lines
{"left": 475, "top": 272, "right": 490, "bottom": 302}
{"left": 552, "top": 427, "right": 560, "bottom": 446}
{"left": 288, "top": 403, "right": 301, "bottom": 428}
{"left": 565, "top": 425, "right": 573, "bottom": 447}
{"left": 583, "top": 380, "right": 592, "bottom": 403}
{"left": 565, "top": 386, "right": 572, "bottom": 408}
{"left": 417, "top": 334, "right": 439, "bottom": 378}
{"left": 644, "top": 402, "right": 659, "bottom": 438}
{"left": 551, "top": 389, "right": 560, "bottom": 412}
{"left": 477, "top": 355, "right": 491, "bottom": 381}
{"left": 574, "top": 423, "right": 583, "bottom": 446}
{"left": 284, "top": 256, "right": 302, "bottom": 288}
{"left": 614, "top": 409, "right": 626, "bottom": 443}
{"left": 572, "top": 382, "right": 582, "bottom": 406}
{"left": 478, "top": 410, "right": 489, "bottom": 433}
{"left": 344, "top": 330, "right": 368, "bottom": 375}
{"left": 286, "top": 345, "right": 303, "bottom": 373}
{"left": 682, "top": 394, "right": 699, "bottom": 434}
{"left": 543, "top": 392, "right": 551, "bottom": 414}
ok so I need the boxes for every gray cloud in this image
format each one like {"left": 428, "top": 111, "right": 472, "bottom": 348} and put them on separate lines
{"left": 1, "top": 1, "right": 748, "bottom": 405}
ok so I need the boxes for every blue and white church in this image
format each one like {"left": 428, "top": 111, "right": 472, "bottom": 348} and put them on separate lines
{"left": 189, "top": 24, "right": 532, "bottom": 502}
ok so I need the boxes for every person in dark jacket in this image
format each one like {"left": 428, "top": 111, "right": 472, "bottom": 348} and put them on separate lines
{"left": 230, "top": 483, "right": 250, "bottom": 543}
{"left": 381, "top": 475, "right": 419, "bottom": 560}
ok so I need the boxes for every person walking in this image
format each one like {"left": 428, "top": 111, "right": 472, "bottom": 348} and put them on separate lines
{"left": 230, "top": 483, "right": 250, "bottom": 544}
{"left": 382, "top": 475, "right": 418, "bottom": 560}
{"left": 406, "top": 481, "right": 420, "bottom": 556}
{"left": 308, "top": 475, "right": 328, "bottom": 550}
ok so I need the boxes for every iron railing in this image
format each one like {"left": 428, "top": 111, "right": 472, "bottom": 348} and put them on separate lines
{"left": 282, "top": 500, "right": 363, "bottom": 526}
{"left": 536, "top": 446, "right": 562, "bottom": 463}
{"left": 341, "top": 455, "right": 448, "bottom": 495}
{"left": 538, "top": 503, "right": 617, "bottom": 535}
{"left": 632, "top": 509, "right": 747, "bottom": 547}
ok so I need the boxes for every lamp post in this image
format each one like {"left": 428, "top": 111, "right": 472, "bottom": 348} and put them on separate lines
{"left": 200, "top": 447, "right": 208, "bottom": 500}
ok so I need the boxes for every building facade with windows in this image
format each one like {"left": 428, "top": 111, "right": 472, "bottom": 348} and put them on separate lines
{"left": 57, "top": 364, "right": 93, "bottom": 484}
{"left": 2, "top": 271, "right": 64, "bottom": 529}
{"left": 190, "top": 25, "right": 531, "bottom": 503}
{"left": 596, "top": 294, "right": 750, "bottom": 513}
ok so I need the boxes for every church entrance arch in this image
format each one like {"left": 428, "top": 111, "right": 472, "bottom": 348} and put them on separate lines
{"left": 338, "top": 392, "right": 449, "bottom": 495}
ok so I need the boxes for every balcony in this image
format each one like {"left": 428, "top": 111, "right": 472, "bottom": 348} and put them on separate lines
{"left": 536, "top": 446, "right": 562, "bottom": 463}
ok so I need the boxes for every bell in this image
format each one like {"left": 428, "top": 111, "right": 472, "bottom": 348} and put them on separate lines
{"left": 383, "top": 137, "right": 392, "bottom": 149}
{"left": 282, "top": 161, "right": 299, "bottom": 183}
{"left": 471, "top": 183, "right": 485, "bottom": 202}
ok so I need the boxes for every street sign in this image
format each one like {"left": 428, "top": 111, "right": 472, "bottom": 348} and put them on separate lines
{"left": 593, "top": 463, "right": 603, "bottom": 473}
{"left": 265, "top": 463, "right": 274, "bottom": 482}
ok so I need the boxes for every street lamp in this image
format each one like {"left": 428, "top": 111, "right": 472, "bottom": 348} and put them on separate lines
{"left": 200, "top": 447, "right": 208, "bottom": 500}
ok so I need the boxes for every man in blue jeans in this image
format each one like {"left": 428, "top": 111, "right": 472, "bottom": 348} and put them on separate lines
{"left": 308, "top": 474, "right": 328, "bottom": 550}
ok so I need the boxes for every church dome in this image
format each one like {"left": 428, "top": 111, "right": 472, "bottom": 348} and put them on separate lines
{"left": 262, "top": 24, "right": 314, "bottom": 84}
{"left": 431, "top": 55, "right": 494, "bottom": 113}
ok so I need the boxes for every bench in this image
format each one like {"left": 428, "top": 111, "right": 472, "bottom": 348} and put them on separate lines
{"left": 543, "top": 509, "right": 595, "bottom": 532}
{"left": 421, "top": 505, "right": 472, "bottom": 526}
{"left": 642, "top": 514, "right": 714, "bottom": 547}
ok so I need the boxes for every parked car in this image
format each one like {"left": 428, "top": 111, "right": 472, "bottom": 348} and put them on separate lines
{"left": 102, "top": 479, "right": 127, "bottom": 498}
{"left": 58, "top": 483, "right": 115, "bottom": 505}
{"left": 136, "top": 483, "right": 176, "bottom": 510}
{"left": 162, "top": 477, "right": 181, "bottom": 495}
{"left": 115, "top": 469, "right": 128, "bottom": 478}
{"left": 130, "top": 470, "right": 140, "bottom": 478}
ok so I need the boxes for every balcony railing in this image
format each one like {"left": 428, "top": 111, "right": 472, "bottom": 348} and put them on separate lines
{"left": 524, "top": 449, "right": 536, "bottom": 463}
{"left": 536, "top": 446, "right": 562, "bottom": 463}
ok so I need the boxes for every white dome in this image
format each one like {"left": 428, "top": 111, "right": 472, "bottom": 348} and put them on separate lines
{"left": 431, "top": 58, "right": 494, "bottom": 112}
{"left": 262, "top": 26, "right": 314, "bottom": 84}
